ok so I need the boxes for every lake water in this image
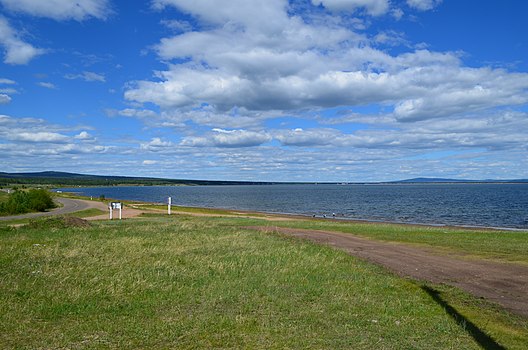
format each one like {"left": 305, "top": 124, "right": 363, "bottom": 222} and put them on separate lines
{"left": 59, "top": 184, "right": 528, "bottom": 229}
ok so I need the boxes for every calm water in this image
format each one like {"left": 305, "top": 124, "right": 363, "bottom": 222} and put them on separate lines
{"left": 60, "top": 184, "right": 528, "bottom": 229}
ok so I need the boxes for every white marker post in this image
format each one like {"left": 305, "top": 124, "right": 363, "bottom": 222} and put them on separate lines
{"left": 109, "top": 204, "right": 113, "bottom": 220}
{"left": 168, "top": 196, "right": 172, "bottom": 215}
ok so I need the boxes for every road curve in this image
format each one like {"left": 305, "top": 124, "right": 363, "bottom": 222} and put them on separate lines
{"left": 0, "top": 197, "right": 106, "bottom": 221}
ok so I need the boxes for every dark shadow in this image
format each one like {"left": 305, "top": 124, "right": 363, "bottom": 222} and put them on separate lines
{"left": 421, "top": 286, "right": 507, "bottom": 350}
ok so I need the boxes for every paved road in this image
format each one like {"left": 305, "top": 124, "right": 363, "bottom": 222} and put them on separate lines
{"left": 0, "top": 197, "right": 103, "bottom": 221}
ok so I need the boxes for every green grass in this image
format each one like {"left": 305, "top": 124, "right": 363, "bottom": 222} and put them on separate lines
{"left": 0, "top": 208, "right": 106, "bottom": 227}
{"left": 68, "top": 208, "right": 106, "bottom": 218}
{"left": 1, "top": 215, "right": 526, "bottom": 349}
{"left": 257, "top": 219, "right": 528, "bottom": 264}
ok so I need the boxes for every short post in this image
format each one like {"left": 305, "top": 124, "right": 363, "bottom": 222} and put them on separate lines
{"left": 109, "top": 205, "right": 113, "bottom": 220}
{"left": 168, "top": 196, "right": 172, "bottom": 215}
{"left": 119, "top": 205, "right": 122, "bottom": 220}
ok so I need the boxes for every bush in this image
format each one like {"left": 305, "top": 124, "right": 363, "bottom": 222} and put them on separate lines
{"left": 0, "top": 189, "right": 56, "bottom": 215}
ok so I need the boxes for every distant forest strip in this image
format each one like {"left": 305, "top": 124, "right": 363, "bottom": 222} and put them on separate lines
{"left": 0, "top": 172, "right": 285, "bottom": 187}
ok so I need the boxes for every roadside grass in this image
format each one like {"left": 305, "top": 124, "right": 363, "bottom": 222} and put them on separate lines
{"left": 0, "top": 208, "right": 107, "bottom": 227}
{"left": 0, "top": 217, "right": 31, "bottom": 226}
{"left": 68, "top": 208, "right": 106, "bottom": 218}
{"left": 1, "top": 215, "right": 510, "bottom": 349}
{"left": 253, "top": 218, "right": 528, "bottom": 264}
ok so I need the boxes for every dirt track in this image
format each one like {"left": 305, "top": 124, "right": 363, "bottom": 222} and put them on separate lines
{"left": 247, "top": 226, "right": 528, "bottom": 318}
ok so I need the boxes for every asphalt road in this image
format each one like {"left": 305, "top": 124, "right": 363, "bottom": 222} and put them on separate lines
{"left": 0, "top": 197, "right": 94, "bottom": 221}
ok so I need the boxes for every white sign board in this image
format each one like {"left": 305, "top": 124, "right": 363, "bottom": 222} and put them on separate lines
{"left": 111, "top": 202, "right": 122, "bottom": 209}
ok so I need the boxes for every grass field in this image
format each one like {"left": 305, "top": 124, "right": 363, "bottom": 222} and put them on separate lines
{"left": 1, "top": 214, "right": 527, "bottom": 349}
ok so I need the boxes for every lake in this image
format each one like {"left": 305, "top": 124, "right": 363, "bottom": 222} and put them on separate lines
{"left": 59, "top": 183, "right": 528, "bottom": 229}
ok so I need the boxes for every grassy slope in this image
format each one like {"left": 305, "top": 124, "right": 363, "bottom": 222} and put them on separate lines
{"left": 1, "top": 215, "right": 526, "bottom": 349}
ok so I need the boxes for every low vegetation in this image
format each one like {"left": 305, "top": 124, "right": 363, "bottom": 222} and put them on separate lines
{"left": 0, "top": 189, "right": 55, "bottom": 216}
{"left": 1, "top": 215, "right": 526, "bottom": 349}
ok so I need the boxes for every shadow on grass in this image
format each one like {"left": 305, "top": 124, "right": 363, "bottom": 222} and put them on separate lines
{"left": 421, "top": 286, "right": 506, "bottom": 350}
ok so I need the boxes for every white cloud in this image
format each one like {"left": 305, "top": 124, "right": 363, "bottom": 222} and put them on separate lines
{"left": 37, "top": 81, "right": 57, "bottom": 89}
{"left": 142, "top": 160, "right": 158, "bottom": 165}
{"left": 0, "top": 0, "right": 112, "bottom": 21}
{"left": 0, "top": 78, "right": 15, "bottom": 84}
{"left": 275, "top": 128, "right": 337, "bottom": 146}
{"left": 129, "top": 0, "right": 528, "bottom": 127}
{"left": 10, "top": 131, "right": 69, "bottom": 143}
{"left": 118, "top": 108, "right": 157, "bottom": 119}
{"left": 312, "top": 0, "right": 390, "bottom": 16}
{"left": 140, "top": 137, "right": 174, "bottom": 151}
{"left": 406, "top": 0, "right": 442, "bottom": 11}
{"left": 0, "top": 93, "right": 11, "bottom": 104}
{"left": 152, "top": 0, "right": 289, "bottom": 32}
{"left": 65, "top": 71, "right": 105, "bottom": 82}
{"left": 181, "top": 128, "right": 271, "bottom": 148}
{"left": 0, "top": 16, "right": 44, "bottom": 64}
{"left": 74, "top": 131, "right": 92, "bottom": 140}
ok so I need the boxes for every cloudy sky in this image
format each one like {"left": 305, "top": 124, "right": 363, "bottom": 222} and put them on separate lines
{"left": 1, "top": 0, "right": 527, "bottom": 181}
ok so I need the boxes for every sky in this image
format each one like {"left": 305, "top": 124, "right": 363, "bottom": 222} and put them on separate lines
{"left": 0, "top": 0, "right": 527, "bottom": 182}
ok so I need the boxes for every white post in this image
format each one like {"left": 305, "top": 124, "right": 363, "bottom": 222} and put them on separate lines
{"left": 168, "top": 196, "right": 172, "bottom": 215}
{"left": 119, "top": 206, "right": 122, "bottom": 220}
{"left": 109, "top": 206, "right": 113, "bottom": 220}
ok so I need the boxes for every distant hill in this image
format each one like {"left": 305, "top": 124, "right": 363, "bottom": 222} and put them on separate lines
{"left": 1, "top": 172, "right": 526, "bottom": 186}
{"left": 391, "top": 177, "right": 528, "bottom": 184}
{"left": 0, "top": 171, "right": 281, "bottom": 186}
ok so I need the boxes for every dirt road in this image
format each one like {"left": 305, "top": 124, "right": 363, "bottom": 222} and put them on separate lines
{"left": 247, "top": 226, "right": 528, "bottom": 318}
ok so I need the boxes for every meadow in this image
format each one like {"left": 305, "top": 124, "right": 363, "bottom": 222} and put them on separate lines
{"left": 1, "top": 213, "right": 527, "bottom": 349}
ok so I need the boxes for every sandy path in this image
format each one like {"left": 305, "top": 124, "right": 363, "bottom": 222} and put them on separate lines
{"left": 246, "top": 226, "right": 528, "bottom": 318}
{"left": 84, "top": 202, "right": 152, "bottom": 220}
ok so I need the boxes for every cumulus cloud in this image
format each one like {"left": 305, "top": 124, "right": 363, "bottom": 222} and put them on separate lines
{"left": 406, "top": 0, "right": 442, "bottom": 11}
{"left": 125, "top": 1, "right": 528, "bottom": 129}
{"left": 152, "top": 0, "right": 289, "bottom": 31}
{"left": 74, "top": 131, "right": 93, "bottom": 140}
{"left": 0, "top": 16, "right": 44, "bottom": 64}
{"left": 312, "top": 0, "right": 390, "bottom": 16}
{"left": 181, "top": 128, "right": 271, "bottom": 148}
{"left": 0, "top": 93, "right": 11, "bottom": 104}
{"left": 0, "top": 0, "right": 112, "bottom": 21}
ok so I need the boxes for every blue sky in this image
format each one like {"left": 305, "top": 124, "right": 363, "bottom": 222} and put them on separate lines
{"left": 1, "top": 0, "right": 527, "bottom": 182}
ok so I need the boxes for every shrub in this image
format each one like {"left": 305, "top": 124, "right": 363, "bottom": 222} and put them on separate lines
{"left": 0, "top": 189, "right": 56, "bottom": 215}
